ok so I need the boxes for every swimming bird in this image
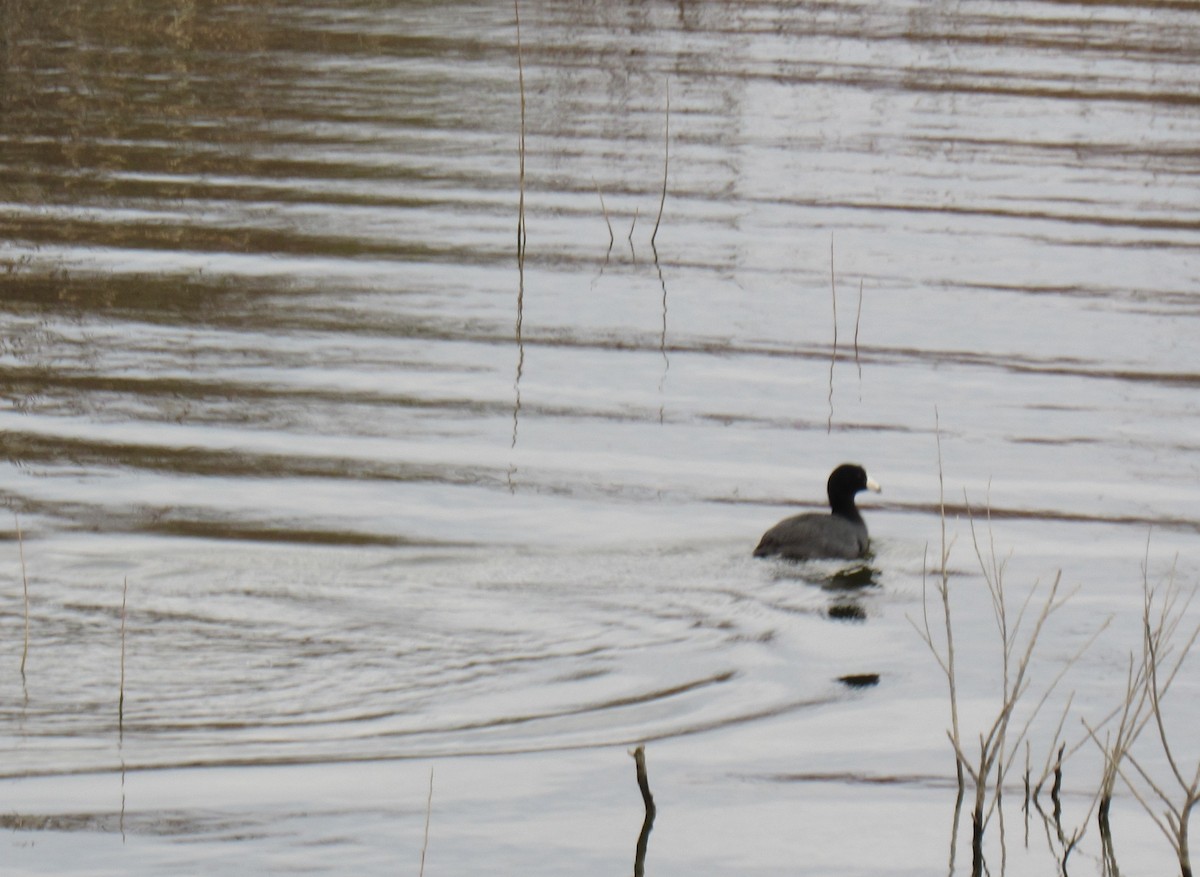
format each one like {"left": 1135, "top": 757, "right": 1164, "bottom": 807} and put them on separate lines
{"left": 753, "top": 463, "right": 881, "bottom": 561}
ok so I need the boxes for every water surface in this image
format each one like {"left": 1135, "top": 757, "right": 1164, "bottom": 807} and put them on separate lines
{"left": 3, "top": 1, "right": 1200, "bottom": 874}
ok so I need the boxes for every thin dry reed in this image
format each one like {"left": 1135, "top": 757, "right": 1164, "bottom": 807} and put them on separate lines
{"left": 514, "top": 0, "right": 527, "bottom": 261}
{"left": 594, "top": 178, "right": 614, "bottom": 248}
{"left": 853, "top": 278, "right": 864, "bottom": 382}
{"left": 826, "top": 236, "right": 838, "bottom": 433}
{"left": 914, "top": 411, "right": 962, "bottom": 786}
{"left": 419, "top": 767, "right": 434, "bottom": 877}
{"left": 828, "top": 235, "right": 838, "bottom": 354}
{"left": 119, "top": 576, "right": 128, "bottom": 737}
{"left": 650, "top": 80, "right": 669, "bottom": 248}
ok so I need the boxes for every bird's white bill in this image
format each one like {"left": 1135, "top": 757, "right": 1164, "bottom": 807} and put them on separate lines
{"left": 866, "top": 478, "right": 882, "bottom": 493}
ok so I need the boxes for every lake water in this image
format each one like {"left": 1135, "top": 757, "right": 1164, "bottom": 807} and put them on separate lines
{"left": 3, "top": 1, "right": 1200, "bottom": 874}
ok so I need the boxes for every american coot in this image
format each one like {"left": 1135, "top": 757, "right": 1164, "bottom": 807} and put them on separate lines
{"left": 753, "top": 463, "right": 881, "bottom": 561}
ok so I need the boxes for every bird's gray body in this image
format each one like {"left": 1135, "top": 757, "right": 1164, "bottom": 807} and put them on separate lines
{"left": 753, "top": 511, "right": 869, "bottom": 560}
{"left": 753, "top": 463, "right": 879, "bottom": 561}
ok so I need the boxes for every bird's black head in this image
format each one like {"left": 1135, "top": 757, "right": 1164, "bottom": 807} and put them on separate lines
{"left": 826, "top": 463, "right": 881, "bottom": 516}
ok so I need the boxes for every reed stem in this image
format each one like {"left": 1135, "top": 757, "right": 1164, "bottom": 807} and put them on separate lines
{"left": 419, "top": 767, "right": 434, "bottom": 876}
{"left": 119, "top": 576, "right": 128, "bottom": 737}
{"left": 17, "top": 513, "right": 29, "bottom": 679}
{"left": 650, "top": 80, "right": 669, "bottom": 248}
{"left": 515, "top": 0, "right": 527, "bottom": 261}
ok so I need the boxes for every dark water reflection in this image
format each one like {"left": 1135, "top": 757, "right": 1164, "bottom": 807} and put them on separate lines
{"left": 3, "top": 1, "right": 1200, "bottom": 874}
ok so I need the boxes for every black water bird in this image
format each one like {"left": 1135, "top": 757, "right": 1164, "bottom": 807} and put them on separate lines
{"left": 753, "top": 463, "right": 881, "bottom": 561}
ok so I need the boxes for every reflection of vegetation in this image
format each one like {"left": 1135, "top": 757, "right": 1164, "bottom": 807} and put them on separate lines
{"left": 823, "top": 563, "right": 877, "bottom": 591}
{"left": 0, "top": 270, "right": 268, "bottom": 417}
{"left": 827, "top": 602, "right": 866, "bottom": 622}
{"left": 837, "top": 673, "right": 879, "bottom": 689}
{"left": 0, "top": 0, "right": 276, "bottom": 190}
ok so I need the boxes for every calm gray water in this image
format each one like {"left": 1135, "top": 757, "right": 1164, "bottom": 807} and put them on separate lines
{"left": 3, "top": 1, "right": 1200, "bottom": 874}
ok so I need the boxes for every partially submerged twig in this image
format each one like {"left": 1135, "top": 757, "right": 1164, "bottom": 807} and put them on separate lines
{"left": 631, "top": 745, "right": 655, "bottom": 817}
{"left": 630, "top": 745, "right": 656, "bottom": 877}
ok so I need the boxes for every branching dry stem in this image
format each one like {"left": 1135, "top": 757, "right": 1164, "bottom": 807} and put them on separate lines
{"left": 1081, "top": 541, "right": 1200, "bottom": 877}
{"left": 911, "top": 414, "right": 1092, "bottom": 876}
